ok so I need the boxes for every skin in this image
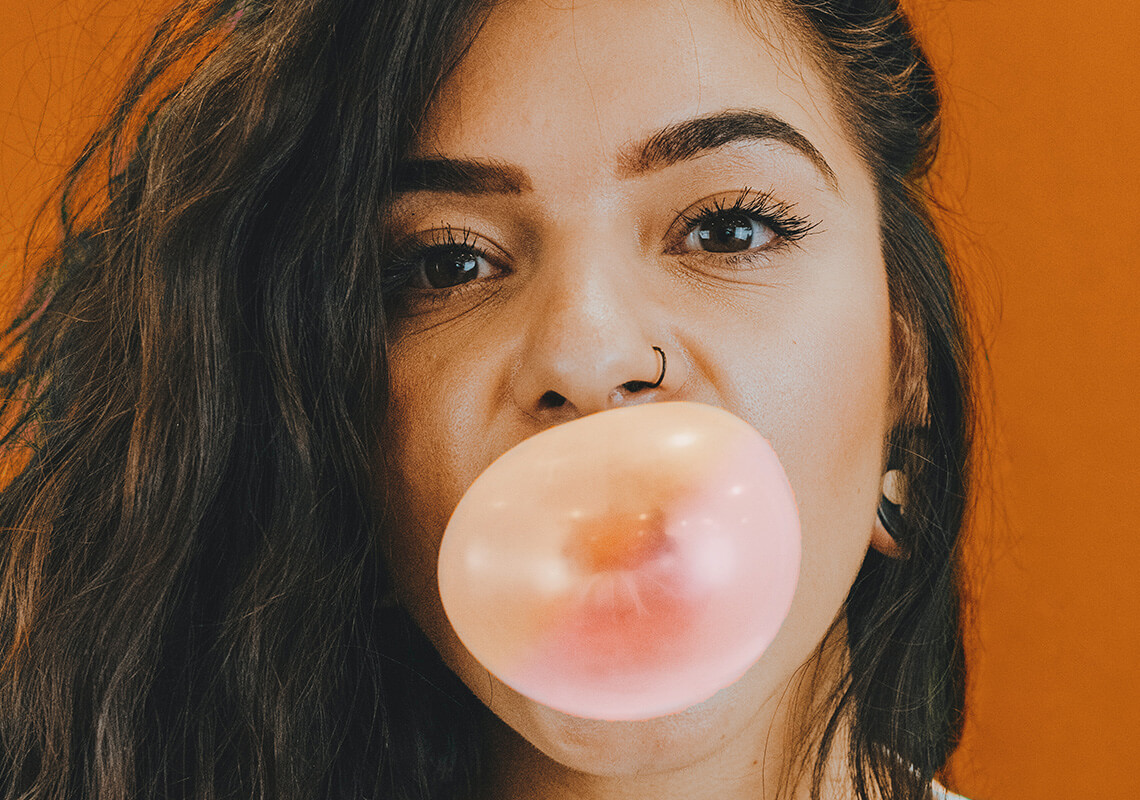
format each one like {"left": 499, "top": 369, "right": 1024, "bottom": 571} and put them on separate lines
{"left": 380, "top": 0, "right": 907, "bottom": 797}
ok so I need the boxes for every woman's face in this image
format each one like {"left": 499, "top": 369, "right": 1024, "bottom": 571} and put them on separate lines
{"left": 381, "top": 0, "right": 898, "bottom": 780}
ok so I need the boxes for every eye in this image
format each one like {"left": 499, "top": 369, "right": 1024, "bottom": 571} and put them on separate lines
{"left": 682, "top": 210, "right": 776, "bottom": 254}
{"left": 668, "top": 190, "right": 819, "bottom": 261}
{"left": 385, "top": 226, "right": 502, "bottom": 297}
{"left": 414, "top": 243, "right": 486, "bottom": 289}
{"left": 382, "top": 227, "right": 508, "bottom": 317}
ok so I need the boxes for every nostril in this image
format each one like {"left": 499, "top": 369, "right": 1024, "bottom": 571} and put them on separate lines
{"left": 619, "top": 379, "right": 654, "bottom": 393}
{"left": 539, "top": 390, "right": 568, "bottom": 409}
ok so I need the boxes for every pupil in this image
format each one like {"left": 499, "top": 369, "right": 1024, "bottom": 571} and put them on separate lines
{"left": 424, "top": 246, "right": 480, "bottom": 288}
{"left": 698, "top": 212, "right": 755, "bottom": 253}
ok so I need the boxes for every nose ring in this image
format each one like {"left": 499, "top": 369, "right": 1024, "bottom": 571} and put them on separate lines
{"left": 648, "top": 346, "right": 667, "bottom": 389}
{"left": 616, "top": 346, "right": 667, "bottom": 396}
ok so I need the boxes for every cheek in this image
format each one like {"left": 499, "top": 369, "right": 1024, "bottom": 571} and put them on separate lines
{"left": 381, "top": 327, "right": 530, "bottom": 684}
{"left": 381, "top": 339, "right": 540, "bottom": 722}
{"left": 676, "top": 247, "right": 892, "bottom": 628}
{"left": 781, "top": 305, "right": 893, "bottom": 498}
{"left": 381, "top": 342, "right": 473, "bottom": 623}
{"left": 758, "top": 271, "right": 893, "bottom": 637}
{"left": 793, "top": 325, "right": 892, "bottom": 603}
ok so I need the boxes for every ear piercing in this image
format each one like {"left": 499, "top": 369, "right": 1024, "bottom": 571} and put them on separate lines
{"left": 872, "top": 469, "right": 908, "bottom": 559}
{"left": 881, "top": 469, "right": 905, "bottom": 506}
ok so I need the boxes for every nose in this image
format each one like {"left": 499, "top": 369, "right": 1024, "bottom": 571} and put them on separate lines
{"left": 510, "top": 260, "right": 684, "bottom": 421}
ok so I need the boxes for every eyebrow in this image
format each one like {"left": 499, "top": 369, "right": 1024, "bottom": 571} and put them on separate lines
{"left": 394, "top": 109, "right": 836, "bottom": 196}
{"left": 617, "top": 109, "right": 838, "bottom": 187}
{"left": 393, "top": 158, "right": 532, "bottom": 195}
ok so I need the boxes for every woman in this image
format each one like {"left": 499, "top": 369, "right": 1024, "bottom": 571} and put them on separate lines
{"left": 0, "top": 0, "right": 976, "bottom": 798}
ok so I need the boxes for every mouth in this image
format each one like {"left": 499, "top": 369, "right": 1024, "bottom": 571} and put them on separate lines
{"left": 436, "top": 401, "right": 801, "bottom": 721}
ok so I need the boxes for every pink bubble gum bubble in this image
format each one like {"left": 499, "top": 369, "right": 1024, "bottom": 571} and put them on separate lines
{"left": 437, "top": 401, "right": 801, "bottom": 721}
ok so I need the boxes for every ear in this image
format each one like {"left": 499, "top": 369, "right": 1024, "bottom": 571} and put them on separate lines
{"left": 871, "top": 505, "right": 907, "bottom": 559}
{"left": 870, "top": 469, "right": 908, "bottom": 559}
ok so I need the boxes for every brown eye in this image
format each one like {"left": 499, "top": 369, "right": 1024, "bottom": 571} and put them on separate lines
{"left": 685, "top": 211, "right": 775, "bottom": 254}
{"left": 418, "top": 245, "right": 483, "bottom": 288}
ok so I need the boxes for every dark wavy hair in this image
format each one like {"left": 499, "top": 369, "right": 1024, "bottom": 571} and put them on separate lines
{"left": 0, "top": 0, "right": 975, "bottom": 798}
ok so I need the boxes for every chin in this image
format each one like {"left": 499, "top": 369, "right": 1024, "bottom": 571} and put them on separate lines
{"left": 481, "top": 651, "right": 791, "bottom": 778}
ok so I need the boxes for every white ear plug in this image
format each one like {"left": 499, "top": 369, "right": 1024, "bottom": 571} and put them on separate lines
{"left": 881, "top": 469, "right": 906, "bottom": 507}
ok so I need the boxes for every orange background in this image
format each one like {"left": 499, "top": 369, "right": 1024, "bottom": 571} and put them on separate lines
{"left": 1, "top": 1, "right": 1137, "bottom": 797}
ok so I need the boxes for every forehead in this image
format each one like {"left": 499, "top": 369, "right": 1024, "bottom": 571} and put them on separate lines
{"left": 416, "top": 0, "right": 857, "bottom": 185}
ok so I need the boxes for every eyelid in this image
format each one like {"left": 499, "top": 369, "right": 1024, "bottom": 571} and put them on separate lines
{"left": 390, "top": 225, "right": 509, "bottom": 265}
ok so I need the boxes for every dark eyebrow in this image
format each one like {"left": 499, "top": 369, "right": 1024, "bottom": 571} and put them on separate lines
{"left": 393, "top": 109, "right": 836, "bottom": 197}
{"left": 616, "top": 109, "right": 838, "bottom": 188}
{"left": 393, "top": 158, "right": 532, "bottom": 195}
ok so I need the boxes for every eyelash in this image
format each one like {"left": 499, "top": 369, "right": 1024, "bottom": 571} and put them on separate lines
{"left": 383, "top": 190, "right": 819, "bottom": 309}
{"left": 671, "top": 188, "right": 819, "bottom": 256}
{"left": 382, "top": 225, "right": 492, "bottom": 307}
